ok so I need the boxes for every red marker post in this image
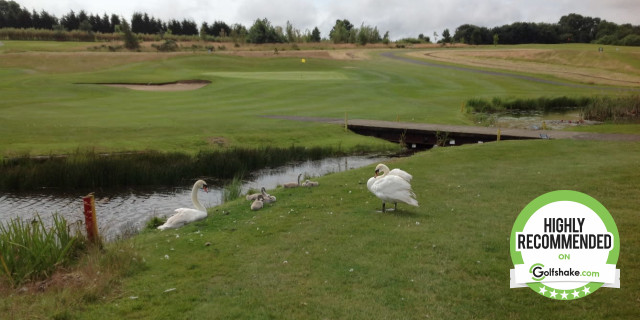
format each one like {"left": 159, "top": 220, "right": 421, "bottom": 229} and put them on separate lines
{"left": 82, "top": 194, "right": 100, "bottom": 244}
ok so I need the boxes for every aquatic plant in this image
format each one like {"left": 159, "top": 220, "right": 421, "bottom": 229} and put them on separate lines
{"left": 0, "top": 146, "right": 343, "bottom": 191}
{"left": 466, "top": 95, "right": 640, "bottom": 123}
{"left": 0, "top": 213, "right": 86, "bottom": 286}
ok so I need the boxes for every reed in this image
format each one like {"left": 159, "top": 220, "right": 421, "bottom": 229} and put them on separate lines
{"left": 0, "top": 146, "right": 343, "bottom": 191}
{"left": 221, "top": 175, "right": 244, "bottom": 203}
{"left": 0, "top": 213, "right": 87, "bottom": 286}
{"left": 466, "top": 96, "right": 592, "bottom": 113}
{"left": 466, "top": 95, "right": 640, "bottom": 122}
{"left": 581, "top": 95, "right": 640, "bottom": 122}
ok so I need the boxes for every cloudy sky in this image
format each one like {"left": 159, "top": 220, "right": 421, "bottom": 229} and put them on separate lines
{"left": 16, "top": 0, "right": 640, "bottom": 40}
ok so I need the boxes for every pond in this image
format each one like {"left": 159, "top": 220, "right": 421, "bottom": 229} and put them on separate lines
{"left": 0, "top": 154, "right": 390, "bottom": 240}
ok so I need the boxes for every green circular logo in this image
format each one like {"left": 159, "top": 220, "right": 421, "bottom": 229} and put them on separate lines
{"left": 510, "top": 190, "right": 619, "bottom": 300}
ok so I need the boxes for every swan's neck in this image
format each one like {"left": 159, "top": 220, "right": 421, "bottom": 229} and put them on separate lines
{"left": 191, "top": 184, "right": 206, "bottom": 212}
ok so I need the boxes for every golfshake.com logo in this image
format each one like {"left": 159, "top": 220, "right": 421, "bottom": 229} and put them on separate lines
{"left": 530, "top": 263, "right": 602, "bottom": 281}
{"left": 510, "top": 191, "right": 620, "bottom": 300}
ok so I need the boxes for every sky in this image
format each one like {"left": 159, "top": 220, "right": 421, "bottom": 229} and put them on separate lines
{"left": 15, "top": 0, "right": 640, "bottom": 40}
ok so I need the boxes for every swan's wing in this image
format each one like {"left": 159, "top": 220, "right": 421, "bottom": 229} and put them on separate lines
{"left": 370, "top": 175, "right": 418, "bottom": 206}
{"left": 367, "top": 176, "right": 377, "bottom": 193}
{"left": 389, "top": 169, "right": 412, "bottom": 182}
{"left": 158, "top": 208, "right": 206, "bottom": 230}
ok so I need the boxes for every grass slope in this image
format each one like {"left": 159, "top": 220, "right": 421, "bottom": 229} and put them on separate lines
{"left": 2, "top": 140, "right": 629, "bottom": 319}
{"left": 0, "top": 42, "right": 618, "bottom": 156}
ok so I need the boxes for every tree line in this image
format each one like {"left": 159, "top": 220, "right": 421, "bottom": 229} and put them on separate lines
{"left": 2, "top": 1, "right": 639, "bottom": 46}
{"left": 451, "top": 13, "right": 640, "bottom": 46}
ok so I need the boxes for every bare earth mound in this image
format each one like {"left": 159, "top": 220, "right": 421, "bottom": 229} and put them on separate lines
{"left": 102, "top": 79, "right": 210, "bottom": 91}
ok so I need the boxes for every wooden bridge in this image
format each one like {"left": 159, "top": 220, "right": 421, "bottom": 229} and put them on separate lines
{"left": 263, "top": 116, "right": 640, "bottom": 149}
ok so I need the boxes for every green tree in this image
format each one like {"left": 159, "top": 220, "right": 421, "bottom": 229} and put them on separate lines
{"left": 285, "top": 20, "right": 300, "bottom": 43}
{"left": 357, "top": 23, "right": 381, "bottom": 45}
{"left": 120, "top": 19, "right": 139, "bottom": 50}
{"left": 310, "top": 26, "right": 321, "bottom": 42}
{"left": 230, "top": 23, "right": 247, "bottom": 43}
{"left": 493, "top": 33, "right": 499, "bottom": 46}
{"left": 442, "top": 29, "right": 451, "bottom": 43}
{"left": 329, "top": 19, "right": 353, "bottom": 43}
{"left": 247, "top": 18, "right": 283, "bottom": 43}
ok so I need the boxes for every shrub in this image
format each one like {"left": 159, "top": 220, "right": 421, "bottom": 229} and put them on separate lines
{"left": 621, "top": 34, "right": 640, "bottom": 46}
{"left": 152, "top": 39, "right": 179, "bottom": 52}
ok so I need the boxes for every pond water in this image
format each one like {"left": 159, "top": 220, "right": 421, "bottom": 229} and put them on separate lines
{"left": 0, "top": 155, "right": 389, "bottom": 239}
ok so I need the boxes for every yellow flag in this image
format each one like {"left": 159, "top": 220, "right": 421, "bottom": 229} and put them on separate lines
{"left": 301, "top": 58, "right": 306, "bottom": 63}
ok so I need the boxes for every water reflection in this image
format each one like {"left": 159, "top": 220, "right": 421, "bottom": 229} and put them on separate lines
{"left": 0, "top": 155, "right": 388, "bottom": 239}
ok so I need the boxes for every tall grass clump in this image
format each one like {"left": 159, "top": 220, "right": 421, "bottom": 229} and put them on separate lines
{"left": 466, "top": 95, "right": 640, "bottom": 123}
{"left": 465, "top": 96, "right": 592, "bottom": 114}
{"left": 0, "top": 146, "right": 343, "bottom": 191}
{"left": 221, "top": 175, "right": 243, "bottom": 203}
{"left": 0, "top": 214, "right": 86, "bottom": 287}
{"left": 581, "top": 94, "right": 640, "bottom": 122}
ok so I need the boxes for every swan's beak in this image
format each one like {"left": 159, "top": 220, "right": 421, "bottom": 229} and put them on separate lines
{"left": 203, "top": 185, "right": 209, "bottom": 193}
{"left": 374, "top": 169, "right": 379, "bottom": 177}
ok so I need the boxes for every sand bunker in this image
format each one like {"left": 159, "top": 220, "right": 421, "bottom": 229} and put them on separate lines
{"left": 101, "top": 79, "right": 210, "bottom": 91}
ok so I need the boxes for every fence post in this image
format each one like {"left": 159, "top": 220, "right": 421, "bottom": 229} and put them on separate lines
{"left": 82, "top": 194, "right": 100, "bottom": 244}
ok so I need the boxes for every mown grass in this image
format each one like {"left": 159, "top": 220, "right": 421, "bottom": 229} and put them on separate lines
{"left": 1, "top": 42, "right": 628, "bottom": 157}
{"left": 2, "top": 139, "right": 637, "bottom": 319}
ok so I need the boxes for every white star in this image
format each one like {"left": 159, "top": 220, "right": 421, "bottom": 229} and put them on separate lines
{"left": 538, "top": 286, "right": 547, "bottom": 295}
{"left": 582, "top": 286, "right": 591, "bottom": 295}
{"left": 572, "top": 290, "right": 580, "bottom": 298}
{"left": 549, "top": 290, "right": 558, "bottom": 298}
{"left": 561, "top": 291, "right": 569, "bottom": 299}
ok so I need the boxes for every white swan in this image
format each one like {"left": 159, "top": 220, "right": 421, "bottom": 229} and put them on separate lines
{"left": 375, "top": 163, "right": 412, "bottom": 182}
{"left": 158, "top": 180, "right": 209, "bottom": 230}
{"left": 367, "top": 164, "right": 418, "bottom": 212}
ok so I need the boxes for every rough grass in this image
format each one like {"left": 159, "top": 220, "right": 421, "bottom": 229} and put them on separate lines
{"left": 2, "top": 139, "right": 638, "bottom": 319}
{"left": 409, "top": 44, "right": 640, "bottom": 87}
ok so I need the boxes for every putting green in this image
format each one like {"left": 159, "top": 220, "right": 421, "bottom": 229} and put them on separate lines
{"left": 203, "top": 71, "right": 348, "bottom": 81}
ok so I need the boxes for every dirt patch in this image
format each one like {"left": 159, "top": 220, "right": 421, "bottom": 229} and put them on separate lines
{"left": 206, "top": 136, "right": 229, "bottom": 146}
{"left": 101, "top": 79, "right": 211, "bottom": 91}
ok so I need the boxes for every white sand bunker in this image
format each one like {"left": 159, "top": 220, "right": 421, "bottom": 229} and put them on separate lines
{"left": 103, "top": 80, "right": 210, "bottom": 91}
